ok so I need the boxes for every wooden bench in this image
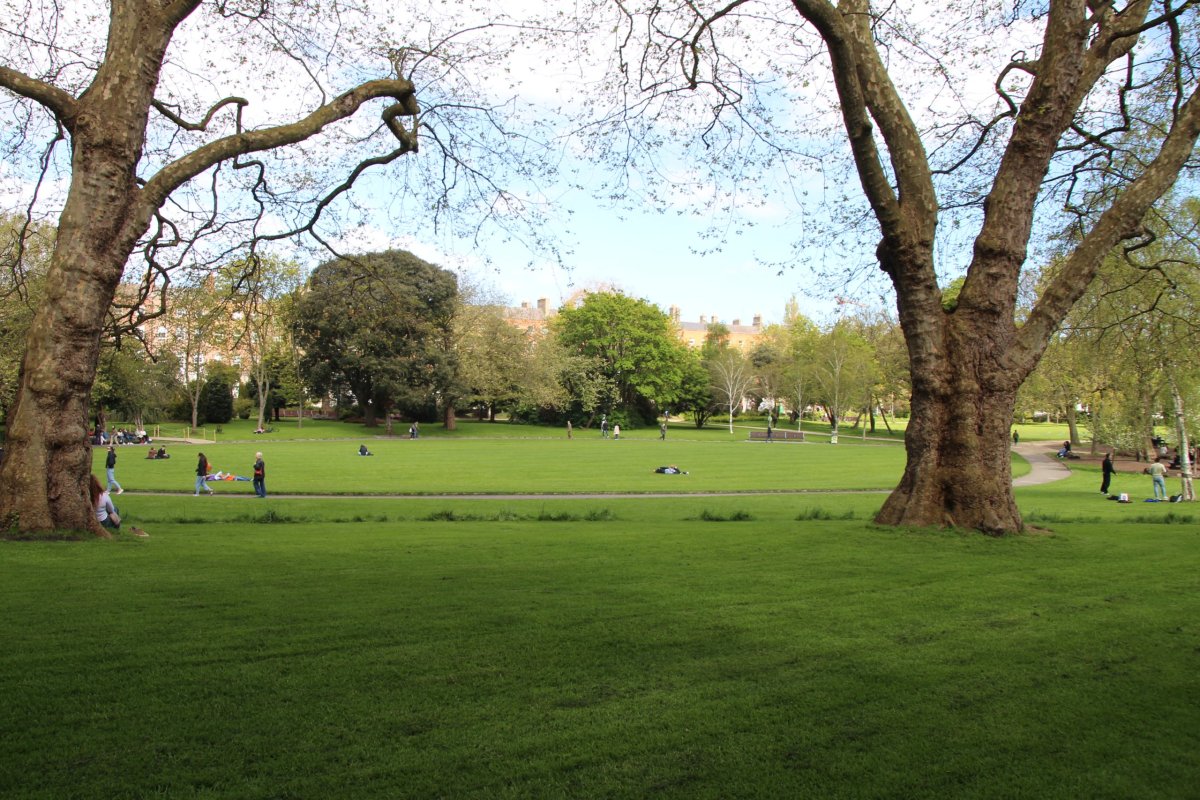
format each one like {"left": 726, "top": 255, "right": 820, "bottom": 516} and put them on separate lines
{"left": 748, "top": 429, "right": 806, "bottom": 441}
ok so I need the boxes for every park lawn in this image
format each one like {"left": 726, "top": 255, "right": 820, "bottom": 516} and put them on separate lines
{"left": 98, "top": 434, "right": 1038, "bottom": 496}
{"left": 1016, "top": 464, "right": 1197, "bottom": 525}
{"left": 1, "top": 488, "right": 1198, "bottom": 799}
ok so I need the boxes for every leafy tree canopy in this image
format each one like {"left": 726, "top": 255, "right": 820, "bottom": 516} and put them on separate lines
{"left": 552, "top": 291, "right": 690, "bottom": 421}
{"left": 292, "top": 250, "right": 458, "bottom": 427}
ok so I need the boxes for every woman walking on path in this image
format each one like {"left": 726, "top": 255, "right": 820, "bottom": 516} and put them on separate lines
{"left": 194, "top": 452, "right": 213, "bottom": 496}
{"left": 105, "top": 445, "right": 123, "bottom": 495}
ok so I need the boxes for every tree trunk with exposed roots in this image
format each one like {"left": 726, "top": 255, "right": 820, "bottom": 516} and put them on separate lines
{"left": 876, "top": 369, "right": 1020, "bottom": 535}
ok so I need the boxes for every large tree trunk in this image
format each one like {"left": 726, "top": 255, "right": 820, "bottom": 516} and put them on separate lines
{"left": 876, "top": 376, "right": 1020, "bottom": 535}
{"left": 0, "top": 3, "right": 173, "bottom": 536}
{"left": 443, "top": 402, "right": 457, "bottom": 430}
{"left": 0, "top": 197, "right": 141, "bottom": 536}
{"left": 0, "top": 259, "right": 113, "bottom": 536}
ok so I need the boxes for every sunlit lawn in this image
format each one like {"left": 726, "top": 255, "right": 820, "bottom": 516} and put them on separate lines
{"left": 0, "top": 423, "right": 1192, "bottom": 797}
{"left": 100, "top": 435, "right": 912, "bottom": 496}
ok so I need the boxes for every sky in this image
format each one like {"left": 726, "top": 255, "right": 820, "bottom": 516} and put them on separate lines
{"left": 391, "top": 187, "right": 838, "bottom": 327}
{"left": 0, "top": 0, "right": 1047, "bottom": 328}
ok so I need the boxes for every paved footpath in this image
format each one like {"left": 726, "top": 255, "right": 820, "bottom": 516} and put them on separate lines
{"left": 1011, "top": 442, "right": 1072, "bottom": 487}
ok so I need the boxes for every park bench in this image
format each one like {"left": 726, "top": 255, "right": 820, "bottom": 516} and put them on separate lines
{"left": 748, "top": 429, "right": 806, "bottom": 441}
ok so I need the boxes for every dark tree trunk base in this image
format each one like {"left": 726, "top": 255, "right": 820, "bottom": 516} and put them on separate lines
{"left": 875, "top": 381, "right": 1023, "bottom": 535}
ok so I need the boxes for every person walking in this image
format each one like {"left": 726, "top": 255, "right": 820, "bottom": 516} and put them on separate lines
{"left": 600, "top": 415, "right": 608, "bottom": 439}
{"left": 659, "top": 421, "right": 667, "bottom": 440}
{"left": 195, "top": 452, "right": 213, "bottom": 496}
{"left": 252, "top": 451, "right": 266, "bottom": 498}
{"left": 1147, "top": 460, "right": 1167, "bottom": 500}
{"left": 1100, "top": 452, "right": 1115, "bottom": 495}
{"left": 104, "top": 445, "right": 124, "bottom": 495}
{"left": 613, "top": 423, "right": 620, "bottom": 440}
{"left": 1012, "top": 429, "right": 1019, "bottom": 445}
{"left": 566, "top": 420, "right": 573, "bottom": 439}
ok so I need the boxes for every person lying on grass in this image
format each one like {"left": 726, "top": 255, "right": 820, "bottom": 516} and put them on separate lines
{"left": 654, "top": 465, "right": 687, "bottom": 474}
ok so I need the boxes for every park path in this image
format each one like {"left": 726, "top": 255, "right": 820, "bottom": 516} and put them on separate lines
{"left": 1011, "top": 442, "right": 1072, "bottom": 487}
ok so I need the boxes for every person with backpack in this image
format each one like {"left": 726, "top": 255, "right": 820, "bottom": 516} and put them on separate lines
{"left": 252, "top": 452, "right": 266, "bottom": 498}
{"left": 194, "top": 452, "right": 213, "bottom": 496}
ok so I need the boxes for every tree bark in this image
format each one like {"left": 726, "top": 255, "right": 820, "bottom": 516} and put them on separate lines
{"left": 1065, "top": 404, "right": 1079, "bottom": 446}
{"left": 1170, "top": 380, "right": 1194, "bottom": 502}
{"left": 0, "top": 2, "right": 174, "bottom": 536}
{"left": 875, "top": 370, "right": 1021, "bottom": 535}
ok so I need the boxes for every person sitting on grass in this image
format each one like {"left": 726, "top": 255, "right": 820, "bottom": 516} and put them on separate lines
{"left": 359, "top": 444, "right": 373, "bottom": 456}
{"left": 89, "top": 474, "right": 121, "bottom": 531}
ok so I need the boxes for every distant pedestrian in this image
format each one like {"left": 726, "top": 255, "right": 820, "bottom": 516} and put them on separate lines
{"left": 1012, "top": 429, "right": 1019, "bottom": 445}
{"left": 252, "top": 451, "right": 266, "bottom": 498}
{"left": 659, "top": 422, "right": 667, "bottom": 440}
{"left": 413, "top": 421, "right": 420, "bottom": 439}
{"left": 766, "top": 417, "right": 774, "bottom": 442}
{"left": 195, "top": 452, "right": 213, "bottom": 496}
{"left": 613, "top": 423, "right": 620, "bottom": 440}
{"left": 567, "top": 420, "right": 573, "bottom": 439}
{"left": 1100, "top": 452, "right": 1115, "bottom": 495}
{"left": 105, "top": 445, "right": 123, "bottom": 495}
{"left": 1147, "top": 460, "right": 1167, "bottom": 500}
{"left": 600, "top": 416, "right": 608, "bottom": 439}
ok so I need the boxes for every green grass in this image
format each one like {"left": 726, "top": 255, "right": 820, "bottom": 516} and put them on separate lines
{"left": 1, "top": 425, "right": 1192, "bottom": 796}
{"left": 99, "top": 427, "right": 1042, "bottom": 496}
{"left": 2, "top": 492, "right": 1198, "bottom": 798}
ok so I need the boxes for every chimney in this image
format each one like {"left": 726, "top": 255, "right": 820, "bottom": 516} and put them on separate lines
{"left": 669, "top": 305, "right": 680, "bottom": 322}
{"left": 520, "top": 301, "right": 529, "bottom": 309}
{"left": 732, "top": 318, "right": 741, "bottom": 326}
{"left": 537, "top": 298, "right": 548, "bottom": 314}
{"left": 699, "top": 315, "right": 707, "bottom": 325}
{"left": 753, "top": 314, "right": 762, "bottom": 327}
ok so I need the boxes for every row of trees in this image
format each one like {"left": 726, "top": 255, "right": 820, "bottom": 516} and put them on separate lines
{"left": 1, "top": 1, "right": 1196, "bottom": 535}
{"left": 1017, "top": 196, "right": 1200, "bottom": 499}
{"left": 9, "top": 219, "right": 1196, "bottom": 463}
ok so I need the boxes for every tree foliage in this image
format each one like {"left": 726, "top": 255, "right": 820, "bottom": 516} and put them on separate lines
{"left": 292, "top": 250, "right": 458, "bottom": 428}
{"left": 552, "top": 291, "right": 690, "bottom": 422}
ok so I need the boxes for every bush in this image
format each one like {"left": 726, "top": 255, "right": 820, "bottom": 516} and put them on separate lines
{"left": 233, "top": 397, "right": 254, "bottom": 420}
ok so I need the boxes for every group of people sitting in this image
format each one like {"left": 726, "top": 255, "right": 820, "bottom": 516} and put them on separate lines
{"left": 92, "top": 428, "right": 151, "bottom": 445}
{"left": 145, "top": 446, "right": 170, "bottom": 459}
